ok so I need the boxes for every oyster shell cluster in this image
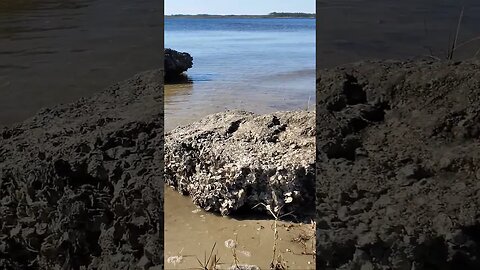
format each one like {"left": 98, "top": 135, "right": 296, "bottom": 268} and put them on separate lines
{"left": 165, "top": 110, "right": 315, "bottom": 216}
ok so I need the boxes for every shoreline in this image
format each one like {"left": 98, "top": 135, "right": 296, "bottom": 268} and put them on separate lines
{"left": 166, "top": 16, "right": 315, "bottom": 19}
{"left": 2, "top": 58, "right": 479, "bottom": 268}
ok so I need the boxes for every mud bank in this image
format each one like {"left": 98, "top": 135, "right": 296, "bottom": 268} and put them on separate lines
{"left": 316, "top": 60, "right": 480, "bottom": 269}
{"left": 165, "top": 110, "right": 316, "bottom": 217}
{"left": 0, "top": 70, "right": 164, "bottom": 269}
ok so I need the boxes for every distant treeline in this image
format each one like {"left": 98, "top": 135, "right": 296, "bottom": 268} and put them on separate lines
{"left": 268, "top": 12, "right": 314, "bottom": 18}
{"left": 166, "top": 12, "right": 315, "bottom": 18}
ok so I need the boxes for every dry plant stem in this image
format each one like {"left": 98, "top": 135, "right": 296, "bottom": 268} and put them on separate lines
{"left": 272, "top": 218, "right": 278, "bottom": 267}
{"left": 424, "top": 7, "right": 479, "bottom": 60}
{"left": 423, "top": 55, "right": 441, "bottom": 61}
{"left": 233, "top": 235, "right": 240, "bottom": 268}
{"left": 453, "top": 6, "right": 464, "bottom": 52}
{"left": 474, "top": 47, "right": 480, "bottom": 58}
{"left": 448, "top": 6, "right": 480, "bottom": 59}
{"left": 253, "top": 203, "right": 283, "bottom": 269}
{"left": 446, "top": 30, "right": 453, "bottom": 59}
{"left": 195, "top": 243, "right": 218, "bottom": 270}
{"left": 449, "top": 6, "right": 464, "bottom": 60}
{"left": 310, "top": 222, "right": 316, "bottom": 262}
{"left": 453, "top": 36, "right": 480, "bottom": 52}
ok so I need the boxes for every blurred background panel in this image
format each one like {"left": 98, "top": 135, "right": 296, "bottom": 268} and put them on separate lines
{"left": 317, "top": 0, "right": 480, "bottom": 68}
{"left": 0, "top": 0, "right": 162, "bottom": 126}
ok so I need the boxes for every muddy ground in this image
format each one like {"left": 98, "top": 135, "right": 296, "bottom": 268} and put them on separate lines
{"left": 0, "top": 70, "right": 164, "bottom": 269}
{"left": 316, "top": 60, "right": 480, "bottom": 269}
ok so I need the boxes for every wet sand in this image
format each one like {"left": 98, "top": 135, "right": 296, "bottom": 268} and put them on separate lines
{"left": 164, "top": 187, "right": 315, "bottom": 269}
{"left": 0, "top": 0, "right": 161, "bottom": 126}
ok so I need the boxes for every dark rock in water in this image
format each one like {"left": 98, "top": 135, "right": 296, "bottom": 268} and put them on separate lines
{"left": 165, "top": 110, "right": 315, "bottom": 217}
{"left": 0, "top": 70, "right": 164, "bottom": 269}
{"left": 164, "top": 48, "right": 193, "bottom": 79}
{"left": 316, "top": 59, "right": 480, "bottom": 269}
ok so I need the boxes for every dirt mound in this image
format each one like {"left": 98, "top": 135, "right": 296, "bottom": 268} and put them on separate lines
{"left": 316, "top": 60, "right": 480, "bottom": 269}
{"left": 0, "top": 70, "right": 164, "bottom": 269}
{"left": 165, "top": 110, "right": 315, "bottom": 217}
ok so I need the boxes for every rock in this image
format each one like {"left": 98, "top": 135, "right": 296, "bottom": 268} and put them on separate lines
{"left": 316, "top": 60, "right": 480, "bottom": 269}
{"left": 337, "top": 206, "right": 349, "bottom": 221}
{"left": 360, "top": 262, "right": 375, "bottom": 270}
{"left": 136, "top": 255, "right": 150, "bottom": 269}
{"left": 357, "top": 232, "right": 377, "bottom": 247}
{"left": 164, "top": 48, "right": 193, "bottom": 79}
{"left": 165, "top": 110, "right": 315, "bottom": 217}
{"left": 396, "top": 164, "right": 430, "bottom": 186}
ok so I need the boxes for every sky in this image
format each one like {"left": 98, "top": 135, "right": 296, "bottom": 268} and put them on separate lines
{"left": 165, "top": 0, "right": 315, "bottom": 15}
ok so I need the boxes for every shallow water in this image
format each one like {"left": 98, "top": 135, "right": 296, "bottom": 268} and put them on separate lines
{"left": 164, "top": 187, "right": 316, "bottom": 269}
{"left": 164, "top": 18, "right": 315, "bottom": 131}
{"left": 0, "top": 0, "right": 161, "bottom": 126}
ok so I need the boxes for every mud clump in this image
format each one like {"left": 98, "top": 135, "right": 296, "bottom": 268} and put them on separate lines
{"left": 0, "top": 70, "right": 164, "bottom": 269}
{"left": 165, "top": 110, "right": 315, "bottom": 217}
{"left": 316, "top": 60, "right": 480, "bottom": 269}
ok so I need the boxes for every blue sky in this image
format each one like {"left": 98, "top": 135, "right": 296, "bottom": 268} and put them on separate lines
{"left": 165, "top": 0, "right": 315, "bottom": 15}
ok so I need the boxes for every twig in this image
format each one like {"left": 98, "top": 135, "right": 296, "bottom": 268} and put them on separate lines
{"left": 453, "top": 36, "right": 480, "bottom": 52}
{"left": 474, "top": 47, "right": 480, "bottom": 58}
{"left": 448, "top": 6, "right": 464, "bottom": 60}
{"left": 253, "top": 202, "right": 288, "bottom": 269}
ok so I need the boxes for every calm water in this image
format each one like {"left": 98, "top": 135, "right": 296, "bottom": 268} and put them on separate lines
{"left": 0, "top": 0, "right": 161, "bottom": 126}
{"left": 164, "top": 18, "right": 315, "bottom": 131}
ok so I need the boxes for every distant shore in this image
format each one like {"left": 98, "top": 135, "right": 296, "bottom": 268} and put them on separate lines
{"left": 166, "top": 12, "right": 315, "bottom": 19}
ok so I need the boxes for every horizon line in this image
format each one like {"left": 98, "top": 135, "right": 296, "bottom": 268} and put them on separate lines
{"left": 165, "top": 12, "right": 316, "bottom": 16}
